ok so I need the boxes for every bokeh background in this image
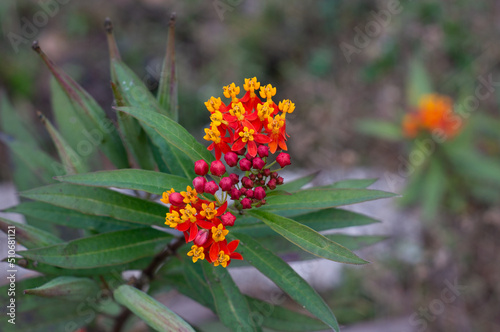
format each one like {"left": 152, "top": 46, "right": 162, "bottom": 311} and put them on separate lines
{"left": 1, "top": 1, "right": 500, "bottom": 331}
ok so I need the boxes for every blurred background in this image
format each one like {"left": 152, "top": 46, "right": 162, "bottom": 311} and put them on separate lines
{"left": 1, "top": 1, "right": 500, "bottom": 331}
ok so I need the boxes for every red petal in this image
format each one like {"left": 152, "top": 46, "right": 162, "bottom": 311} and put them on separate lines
{"left": 177, "top": 221, "right": 190, "bottom": 232}
{"left": 269, "top": 140, "right": 278, "bottom": 154}
{"left": 278, "top": 140, "right": 288, "bottom": 151}
{"left": 217, "top": 201, "right": 228, "bottom": 216}
{"left": 183, "top": 231, "right": 189, "bottom": 242}
{"left": 230, "top": 252, "right": 243, "bottom": 260}
{"left": 209, "top": 242, "right": 220, "bottom": 261}
{"left": 227, "top": 240, "right": 240, "bottom": 252}
{"left": 197, "top": 220, "right": 214, "bottom": 229}
{"left": 231, "top": 138, "right": 246, "bottom": 152}
{"left": 187, "top": 223, "right": 198, "bottom": 242}
{"left": 255, "top": 134, "right": 271, "bottom": 144}
{"left": 247, "top": 141, "right": 257, "bottom": 157}
{"left": 218, "top": 240, "right": 229, "bottom": 253}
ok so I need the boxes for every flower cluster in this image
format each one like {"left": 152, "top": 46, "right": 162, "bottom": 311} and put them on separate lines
{"left": 402, "top": 94, "right": 461, "bottom": 139}
{"left": 162, "top": 78, "right": 294, "bottom": 267}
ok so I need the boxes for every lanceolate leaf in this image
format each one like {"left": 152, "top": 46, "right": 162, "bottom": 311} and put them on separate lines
{"left": 247, "top": 210, "right": 367, "bottom": 264}
{"left": 0, "top": 217, "right": 62, "bottom": 249}
{"left": 231, "top": 233, "right": 339, "bottom": 331}
{"left": 19, "top": 228, "right": 173, "bottom": 269}
{"left": 24, "top": 276, "right": 100, "bottom": 302}
{"left": 278, "top": 172, "right": 318, "bottom": 192}
{"left": 114, "top": 285, "right": 195, "bottom": 332}
{"left": 57, "top": 169, "right": 191, "bottom": 195}
{"left": 157, "top": 13, "right": 178, "bottom": 121}
{"left": 38, "top": 111, "right": 88, "bottom": 175}
{"left": 261, "top": 188, "right": 396, "bottom": 211}
{"left": 5, "top": 201, "right": 140, "bottom": 232}
{"left": 0, "top": 91, "right": 39, "bottom": 148}
{"left": 20, "top": 183, "right": 168, "bottom": 226}
{"left": 232, "top": 208, "right": 379, "bottom": 237}
{"left": 328, "top": 178, "right": 378, "bottom": 189}
{"left": 202, "top": 261, "right": 261, "bottom": 332}
{"left": 117, "top": 106, "right": 214, "bottom": 164}
{"left": 32, "top": 41, "right": 129, "bottom": 169}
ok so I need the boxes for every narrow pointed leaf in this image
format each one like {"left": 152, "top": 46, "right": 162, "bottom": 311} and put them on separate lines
{"left": 246, "top": 296, "right": 330, "bottom": 331}
{"left": 50, "top": 77, "right": 95, "bottom": 162}
{"left": 247, "top": 210, "right": 367, "bottom": 264}
{"left": 19, "top": 228, "right": 173, "bottom": 269}
{"left": 114, "top": 284, "right": 195, "bottom": 332}
{"left": 0, "top": 217, "right": 62, "bottom": 249}
{"left": 0, "top": 91, "right": 39, "bottom": 147}
{"left": 157, "top": 13, "right": 178, "bottom": 121}
{"left": 5, "top": 201, "right": 140, "bottom": 232}
{"left": 328, "top": 178, "right": 378, "bottom": 189}
{"left": 202, "top": 261, "right": 261, "bottom": 332}
{"left": 231, "top": 233, "right": 339, "bottom": 331}
{"left": 261, "top": 188, "right": 397, "bottom": 211}
{"left": 232, "top": 208, "right": 379, "bottom": 237}
{"left": 38, "top": 111, "right": 88, "bottom": 174}
{"left": 24, "top": 276, "right": 100, "bottom": 302}
{"left": 20, "top": 183, "right": 168, "bottom": 226}
{"left": 32, "top": 41, "right": 129, "bottom": 168}
{"left": 117, "top": 106, "right": 214, "bottom": 164}
{"left": 57, "top": 169, "right": 191, "bottom": 195}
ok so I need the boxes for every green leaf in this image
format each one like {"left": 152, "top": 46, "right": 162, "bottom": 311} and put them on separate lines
{"left": 114, "top": 284, "right": 195, "bottom": 332}
{"left": 261, "top": 188, "right": 397, "bottom": 211}
{"left": 183, "top": 261, "right": 215, "bottom": 308}
{"left": 117, "top": 106, "right": 214, "bottom": 164}
{"left": 247, "top": 210, "right": 367, "bottom": 264}
{"left": 278, "top": 172, "right": 318, "bottom": 192}
{"left": 0, "top": 217, "right": 62, "bottom": 249}
{"left": 246, "top": 296, "right": 330, "bottom": 332}
{"left": 19, "top": 228, "right": 173, "bottom": 269}
{"left": 5, "top": 201, "right": 140, "bottom": 232}
{"left": 356, "top": 119, "right": 403, "bottom": 141}
{"left": 328, "top": 178, "right": 378, "bottom": 189}
{"left": 326, "top": 234, "right": 387, "bottom": 251}
{"left": 38, "top": 111, "right": 88, "bottom": 174}
{"left": 407, "top": 59, "right": 432, "bottom": 107}
{"left": 202, "top": 261, "right": 261, "bottom": 332}
{"left": 57, "top": 169, "right": 192, "bottom": 195}
{"left": 0, "top": 136, "right": 58, "bottom": 186}
{"left": 232, "top": 208, "right": 379, "bottom": 237}
{"left": 0, "top": 90, "right": 39, "bottom": 148}
{"left": 33, "top": 42, "right": 129, "bottom": 168}
{"left": 421, "top": 158, "right": 446, "bottom": 219}
{"left": 50, "top": 77, "right": 97, "bottom": 164}
{"left": 24, "top": 276, "right": 100, "bottom": 302}
{"left": 157, "top": 14, "right": 178, "bottom": 121}
{"left": 20, "top": 183, "right": 168, "bottom": 226}
{"left": 232, "top": 232, "right": 339, "bottom": 331}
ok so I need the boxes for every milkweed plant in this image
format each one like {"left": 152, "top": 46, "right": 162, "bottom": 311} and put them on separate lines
{"left": 0, "top": 16, "right": 396, "bottom": 332}
{"left": 357, "top": 60, "right": 500, "bottom": 220}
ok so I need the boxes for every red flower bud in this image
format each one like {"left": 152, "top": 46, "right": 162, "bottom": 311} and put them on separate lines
{"left": 194, "top": 229, "right": 209, "bottom": 246}
{"left": 277, "top": 176, "right": 284, "bottom": 185}
{"left": 245, "top": 153, "right": 254, "bottom": 161}
{"left": 252, "top": 157, "right": 265, "bottom": 170}
{"left": 204, "top": 181, "right": 219, "bottom": 195}
{"left": 245, "top": 189, "right": 254, "bottom": 198}
{"left": 242, "top": 176, "right": 254, "bottom": 189}
{"left": 276, "top": 152, "right": 291, "bottom": 168}
{"left": 239, "top": 158, "right": 252, "bottom": 171}
{"left": 263, "top": 169, "right": 271, "bottom": 177}
{"left": 210, "top": 160, "right": 226, "bottom": 177}
{"left": 235, "top": 147, "right": 246, "bottom": 155}
{"left": 241, "top": 198, "right": 252, "bottom": 209}
{"left": 194, "top": 160, "right": 209, "bottom": 176}
{"left": 267, "top": 178, "right": 277, "bottom": 190}
{"left": 224, "top": 152, "right": 239, "bottom": 167}
{"left": 229, "top": 173, "right": 239, "bottom": 185}
{"left": 192, "top": 176, "right": 207, "bottom": 193}
{"left": 221, "top": 212, "right": 236, "bottom": 227}
{"left": 219, "top": 177, "right": 233, "bottom": 192}
{"left": 254, "top": 186, "right": 266, "bottom": 200}
{"left": 230, "top": 187, "right": 242, "bottom": 200}
{"left": 257, "top": 145, "right": 269, "bottom": 158}
{"left": 169, "top": 193, "right": 184, "bottom": 206}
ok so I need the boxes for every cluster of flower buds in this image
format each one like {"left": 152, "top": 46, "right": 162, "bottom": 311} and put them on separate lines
{"left": 161, "top": 78, "right": 294, "bottom": 267}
